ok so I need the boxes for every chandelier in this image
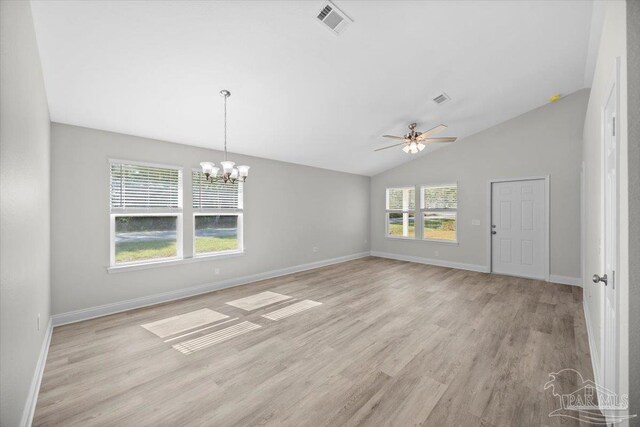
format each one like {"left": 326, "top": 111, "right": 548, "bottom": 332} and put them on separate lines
{"left": 200, "top": 90, "right": 249, "bottom": 183}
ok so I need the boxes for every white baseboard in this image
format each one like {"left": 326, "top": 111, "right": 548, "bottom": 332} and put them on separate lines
{"left": 549, "top": 274, "right": 582, "bottom": 287}
{"left": 51, "top": 252, "right": 370, "bottom": 327}
{"left": 370, "top": 251, "right": 490, "bottom": 273}
{"left": 371, "top": 251, "right": 582, "bottom": 287}
{"left": 583, "top": 297, "right": 601, "bottom": 386}
{"left": 20, "top": 318, "right": 53, "bottom": 427}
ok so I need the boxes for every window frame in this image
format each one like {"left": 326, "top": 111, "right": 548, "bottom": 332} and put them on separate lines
{"left": 385, "top": 186, "right": 417, "bottom": 240}
{"left": 420, "top": 183, "right": 458, "bottom": 244}
{"left": 110, "top": 212, "right": 184, "bottom": 266}
{"left": 192, "top": 169, "right": 244, "bottom": 258}
{"left": 109, "top": 159, "right": 184, "bottom": 267}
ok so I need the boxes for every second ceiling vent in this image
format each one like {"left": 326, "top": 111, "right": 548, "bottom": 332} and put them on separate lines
{"left": 316, "top": 2, "right": 352, "bottom": 35}
{"left": 432, "top": 93, "right": 451, "bottom": 105}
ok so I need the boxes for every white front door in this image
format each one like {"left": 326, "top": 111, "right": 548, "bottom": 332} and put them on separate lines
{"left": 598, "top": 65, "right": 619, "bottom": 403}
{"left": 491, "top": 179, "right": 546, "bottom": 280}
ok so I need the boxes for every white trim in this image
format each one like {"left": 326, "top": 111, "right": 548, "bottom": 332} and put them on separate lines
{"left": 420, "top": 183, "right": 458, "bottom": 244}
{"left": 581, "top": 161, "right": 586, "bottom": 294}
{"left": 20, "top": 318, "right": 53, "bottom": 427}
{"left": 370, "top": 250, "right": 489, "bottom": 273}
{"left": 583, "top": 297, "right": 602, "bottom": 387}
{"left": 384, "top": 235, "right": 417, "bottom": 242}
{"left": 422, "top": 238, "right": 459, "bottom": 245}
{"left": 108, "top": 157, "right": 182, "bottom": 170}
{"left": 385, "top": 186, "right": 417, "bottom": 240}
{"left": 110, "top": 213, "right": 183, "bottom": 267}
{"left": 549, "top": 274, "right": 582, "bottom": 287}
{"left": 384, "top": 236, "right": 458, "bottom": 245}
{"left": 598, "top": 57, "right": 622, "bottom": 412}
{"left": 54, "top": 252, "right": 370, "bottom": 326}
{"left": 486, "top": 175, "right": 550, "bottom": 282}
{"left": 107, "top": 249, "right": 245, "bottom": 273}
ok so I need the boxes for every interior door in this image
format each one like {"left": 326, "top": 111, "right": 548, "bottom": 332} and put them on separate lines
{"left": 491, "top": 179, "right": 546, "bottom": 280}
{"left": 597, "top": 69, "right": 618, "bottom": 403}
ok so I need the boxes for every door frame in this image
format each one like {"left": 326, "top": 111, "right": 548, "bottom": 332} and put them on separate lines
{"left": 486, "top": 175, "right": 550, "bottom": 281}
{"left": 598, "top": 57, "right": 621, "bottom": 397}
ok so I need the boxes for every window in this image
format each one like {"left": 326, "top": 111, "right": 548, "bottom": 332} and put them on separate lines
{"left": 110, "top": 161, "right": 183, "bottom": 265}
{"left": 192, "top": 170, "right": 243, "bottom": 256}
{"left": 386, "top": 187, "right": 415, "bottom": 238}
{"left": 421, "top": 184, "right": 457, "bottom": 242}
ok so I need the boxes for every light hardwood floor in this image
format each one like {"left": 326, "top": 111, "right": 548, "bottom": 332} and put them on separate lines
{"left": 34, "top": 257, "right": 594, "bottom": 426}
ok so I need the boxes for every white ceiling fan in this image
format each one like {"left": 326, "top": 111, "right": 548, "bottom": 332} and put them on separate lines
{"left": 376, "top": 123, "right": 457, "bottom": 154}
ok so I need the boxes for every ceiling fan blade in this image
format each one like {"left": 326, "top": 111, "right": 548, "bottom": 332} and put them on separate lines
{"left": 382, "top": 134, "right": 406, "bottom": 140}
{"left": 374, "top": 143, "right": 405, "bottom": 151}
{"left": 423, "top": 137, "right": 458, "bottom": 143}
{"left": 416, "top": 124, "right": 447, "bottom": 140}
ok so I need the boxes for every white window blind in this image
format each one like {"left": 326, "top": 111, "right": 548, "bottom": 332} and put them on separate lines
{"left": 422, "top": 185, "right": 457, "bottom": 211}
{"left": 386, "top": 187, "right": 415, "bottom": 210}
{"left": 110, "top": 163, "right": 182, "bottom": 209}
{"left": 192, "top": 170, "right": 243, "bottom": 210}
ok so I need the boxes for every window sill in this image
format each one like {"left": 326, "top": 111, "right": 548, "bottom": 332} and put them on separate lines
{"left": 385, "top": 236, "right": 417, "bottom": 241}
{"left": 193, "top": 250, "right": 245, "bottom": 260}
{"left": 422, "top": 238, "right": 459, "bottom": 245}
{"left": 107, "top": 251, "right": 245, "bottom": 273}
{"left": 384, "top": 236, "right": 459, "bottom": 245}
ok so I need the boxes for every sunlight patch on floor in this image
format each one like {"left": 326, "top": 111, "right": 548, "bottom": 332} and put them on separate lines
{"left": 226, "top": 291, "right": 292, "bottom": 311}
{"left": 141, "top": 308, "right": 229, "bottom": 338}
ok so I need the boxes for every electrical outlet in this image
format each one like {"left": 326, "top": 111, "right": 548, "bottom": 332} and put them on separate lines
{"left": 214, "top": 268, "right": 220, "bottom": 275}
{"left": 435, "top": 250, "right": 439, "bottom": 257}
{"left": 37, "top": 314, "right": 40, "bottom": 331}
{"left": 313, "top": 246, "right": 319, "bottom": 253}
{"left": 472, "top": 219, "right": 481, "bottom": 226}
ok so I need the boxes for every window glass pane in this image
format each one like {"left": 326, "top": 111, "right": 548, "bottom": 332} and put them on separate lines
{"left": 386, "top": 187, "right": 415, "bottom": 210}
{"left": 387, "top": 212, "right": 415, "bottom": 238}
{"left": 195, "top": 215, "right": 239, "bottom": 254}
{"left": 115, "top": 216, "right": 177, "bottom": 263}
{"left": 424, "top": 212, "right": 457, "bottom": 241}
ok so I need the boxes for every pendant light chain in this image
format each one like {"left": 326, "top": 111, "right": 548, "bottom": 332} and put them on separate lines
{"left": 223, "top": 93, "right": 228, "bottom": 162}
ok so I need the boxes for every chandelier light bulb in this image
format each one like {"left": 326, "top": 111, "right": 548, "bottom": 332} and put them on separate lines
{"left": 200, "top": 161, "right": 215, "bottom": 175}
{"left": 237, "top": 165, "right": 250, "bottom": 178}
{"left": 220, "top": 161, "right": 235, "bottom": 174}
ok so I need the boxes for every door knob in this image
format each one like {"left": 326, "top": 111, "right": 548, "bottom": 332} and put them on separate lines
{"left": 491, "top": 231, "right": 497, "bottom": 235}
{"left": 592, "top": 274, "right": 608, "bottom": 285}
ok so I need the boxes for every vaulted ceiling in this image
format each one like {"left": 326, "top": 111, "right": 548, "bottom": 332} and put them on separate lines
{"left": 31, "top": 0, "right": 596, "bottom": 175}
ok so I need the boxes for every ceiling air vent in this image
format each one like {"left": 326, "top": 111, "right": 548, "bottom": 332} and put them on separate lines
{"left": 432, "top": 93, "right": 451, "bottom": 105}
{"left": 316, "top": 1, "right": 352, "bottom": 35}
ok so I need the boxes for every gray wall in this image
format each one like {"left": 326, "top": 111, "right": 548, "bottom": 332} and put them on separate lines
{"left": 626, "top": 0, "right": 639, "bottom": 423}
{"left": 0, "top": 2, "right": 52, "bottom": 426}
{"left": 50, "top": 123, "right": 370, "bottom": 315}
{"left": 370, "top": 89, "right": 588, "bottom": 280}
{"left": 582, "top": 0, "right": 630, "bottom": 404}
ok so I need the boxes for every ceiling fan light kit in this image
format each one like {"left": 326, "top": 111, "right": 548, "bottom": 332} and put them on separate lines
{"left": 200, "top": 90, "right": 250, "bottom": 184}
{"left": 377, "top": 122, "right": 457, "bottom": 154}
